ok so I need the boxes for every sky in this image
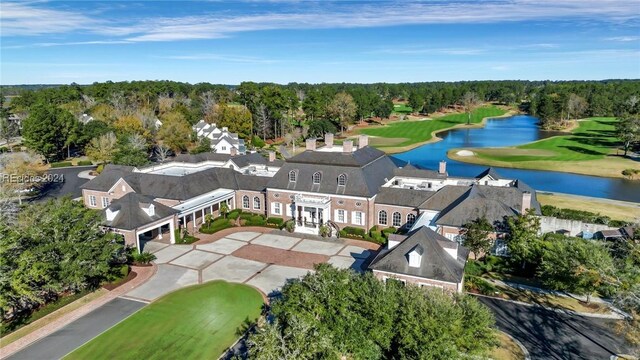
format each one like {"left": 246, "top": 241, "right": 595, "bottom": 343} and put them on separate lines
{"left": 1, "top": 0, "right": 639, "bottom": 85}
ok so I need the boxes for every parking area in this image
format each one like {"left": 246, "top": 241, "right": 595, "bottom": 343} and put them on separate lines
{"left": 124, "top": 231, "right": 374, "bottom": 301}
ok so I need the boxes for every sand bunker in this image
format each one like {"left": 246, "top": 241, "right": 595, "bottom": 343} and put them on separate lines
{"left": 456, "top": 150, "right": 475, "bottom": 157}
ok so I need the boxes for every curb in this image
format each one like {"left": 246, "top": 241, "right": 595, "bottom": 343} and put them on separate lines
{"left": 498, "top": 330, "right": 531, "bottom": 360}
{"left": 469, "top": 293, "right": 626, "bottom": 319}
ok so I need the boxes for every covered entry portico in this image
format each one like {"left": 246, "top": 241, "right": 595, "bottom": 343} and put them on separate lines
{"left": 136, "top": 217, "right": 176, "bottom": 252}
{"left": 293, "top": 194, "right": 331, "bottom": 235}
{"left": 173, "top": 189, "right": 235, "bottom": 234}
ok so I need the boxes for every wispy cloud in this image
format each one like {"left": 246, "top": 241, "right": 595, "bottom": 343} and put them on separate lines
{"left": 159, "top": 54, "right": 280, "bottom": 63}
{"left": 604, "top": 36, "right": 640, "bottom": 42}
{"left": 2, "top": 1, "right": 639, "bottom": 44}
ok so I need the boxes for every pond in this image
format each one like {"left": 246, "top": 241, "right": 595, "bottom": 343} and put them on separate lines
{"left": 392, "top": 115, "right": 640, "bottom": 202}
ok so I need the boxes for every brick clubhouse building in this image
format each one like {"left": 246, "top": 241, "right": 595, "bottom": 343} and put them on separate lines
{"left": 81, "top": 134, "right": 540, "bottom": 291}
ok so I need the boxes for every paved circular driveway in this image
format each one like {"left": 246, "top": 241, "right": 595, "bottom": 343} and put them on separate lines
{"left": 122, "top": 231, "right": 373, "bottom": 302}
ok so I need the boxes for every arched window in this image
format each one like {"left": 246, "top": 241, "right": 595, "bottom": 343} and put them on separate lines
{"left": 338, "top": 173, "right": 347, "bottom": 186}
{"left": 392, "top": 212, "right": 402, "bottom": 227}
{"left": 242, "top": 195, "right": 250, "bottom": 209}
{"left": 378, "top": 210, "right": 388, "bottom": 226}
{"left": 407, "top": 213, "right": 416, "bottom": 226}
{"left": 313, "top": 172, "right": 322, "bottom": 184}
{"left": 288, "top": 170, "right": 297, "bottom": 182}
{"left": 253, "top": 196, "right": 261, "bottom": 210}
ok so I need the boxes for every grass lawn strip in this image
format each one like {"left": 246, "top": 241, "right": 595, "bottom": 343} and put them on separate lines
{"left": 537, "top": 193, "right": 640, "bottom": 222}
{"left": 480, "top": 275, "right": 609, "bottom": 315}
{"left": 449, "top": 117, "right": 638, "bottom": 178}
{"left": 64, "top": 281, "right": 263, "bottom": 360}
{"left": 0, "top": 289, "right": 108, "bottom": 347}
{"left": 359, "top": 106, "right": 509, "bottom": 152}
{"left": 490, "top": 330, "right": 526, "bottom": 360}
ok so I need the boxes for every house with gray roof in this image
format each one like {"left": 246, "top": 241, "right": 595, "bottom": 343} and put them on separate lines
{"left": 369, "top": 227, "right": 469, "bottom": 292}
{"left": 192, "top": 120, "right": 246, "bottom": 155}
{"left": 81, "top": 132, "right": 541, "bottom": 257}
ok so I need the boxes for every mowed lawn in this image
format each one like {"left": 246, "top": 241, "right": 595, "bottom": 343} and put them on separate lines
{"left": 476, "top": 117, "right": 618, "bottom": 162}
{"left": 65, "top": 281, "right": 264, "bottom": 360}
{"left": 360, "top": 106, "right": 507, "bottom": 148}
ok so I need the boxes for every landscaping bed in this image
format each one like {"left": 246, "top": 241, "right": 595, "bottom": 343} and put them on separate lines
{"left": 64, "top": 281, "right": 264, "bottom": 360}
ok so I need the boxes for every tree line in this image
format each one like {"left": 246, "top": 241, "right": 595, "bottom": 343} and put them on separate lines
{"left": 2, "top": 79, "right": 639, "bottom": 163}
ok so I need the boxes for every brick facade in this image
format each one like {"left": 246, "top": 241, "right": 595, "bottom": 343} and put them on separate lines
{"left": 372, "top": 270, "right": 462, "bottom": 293}
{"left": 236, "top": 190, "right": 267, "bottom": 215}
{"left": 373, "top": 204, "right": 419, "bottom": 229}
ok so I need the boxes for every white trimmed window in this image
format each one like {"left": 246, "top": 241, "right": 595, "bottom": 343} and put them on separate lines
{"left": 338, "top": 173, "right": 347, "bottom": 186}
{"left": 288, "top": 170, "right": 297, "bottom": 182}
{"left": 352, "top": 211, "right": 364, "bottom": 226}
{"left": 392, "top": 212, "right": 402, "bottom": 227}
{"left": 407, "top": 213, "right": 416, "bottom": 226}
{"left": 253, "top": 196, "right": 261, "bottom": 210}
{"left": 378, "top": 210, "right": 387, "bottom": 226}
{"left": 242, "top": 195, "right": 250, "bottom": 209}
{"left": 102, "top": 197, "right": 110, "bottom": 208}
{"left": 335, "top": 209, "right": 346, "bottom": 223}
{"left": 313, "top": 172, "right": 322, "bottom": 184}
{"left": 272, "top": 202, "right": 282, "bottom": 215}
{"left": 89, "top": 195, "right": 97, "bottom": 207}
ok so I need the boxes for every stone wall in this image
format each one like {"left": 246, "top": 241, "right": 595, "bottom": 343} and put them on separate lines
{"left": 539, "top": 216, "right": 616, "bottom": 237}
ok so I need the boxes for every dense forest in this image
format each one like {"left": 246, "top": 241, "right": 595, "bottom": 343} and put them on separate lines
{"left": 1, "top": 79, "right": 639, "bottom": 162}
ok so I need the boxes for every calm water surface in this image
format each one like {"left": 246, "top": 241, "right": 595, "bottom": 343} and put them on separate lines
{"left": 392, "top": 115, "right": 640, "bottom": 202}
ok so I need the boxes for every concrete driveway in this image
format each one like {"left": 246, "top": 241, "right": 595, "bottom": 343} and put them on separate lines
{"left": 124, "top": 231, "right": 371, "bottom": 301}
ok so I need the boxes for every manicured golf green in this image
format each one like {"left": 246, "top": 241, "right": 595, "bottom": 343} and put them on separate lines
{"left": 475, "top": 117, "right": 619, "bottom": 163}
{"left": 360, "top": 106, "right": 507, "bottom": 148}
{"left": 448, "top": 117, "right": 637, "bottom": 178}
{"left": 65, "top": 281, "right": 264, "bottom": 360}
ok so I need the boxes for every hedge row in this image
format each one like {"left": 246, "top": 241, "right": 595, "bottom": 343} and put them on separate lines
{"left": 200, "top": 218, "right": 233, "bottom": 234}
{"left": 50, "top": 161, "right": 73, "bottom": 168}
{"left": 77, "top": 160, "right": 93, "bottom": 166}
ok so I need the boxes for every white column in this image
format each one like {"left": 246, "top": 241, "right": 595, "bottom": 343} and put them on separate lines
{"left": 169, "top": 220, "right": 176, "bottom": 244}
{"left": 192, "top": 211, "right": 196, "bottom": 233}
{"left": 135, "top": 231, "right": 141, "bottom": 254}
{"left": 158, "top": 225, "right": 163, "bottom": 239}
{"left": 202, "top": 208, "right": 205, "bottom": 219}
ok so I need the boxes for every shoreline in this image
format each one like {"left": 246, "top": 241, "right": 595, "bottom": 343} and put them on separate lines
{"left": 369, "top": 108, "right": 518, "bottom": 154}
{"left": 447, "top": 150, "right": 640, "bottom": 181}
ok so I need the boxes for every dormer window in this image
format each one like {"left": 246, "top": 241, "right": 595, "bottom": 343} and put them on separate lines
{"left": 408, "top": 245, "right": 423, "bottom": 268}
{"left": 312, "top": 172, "right": 322, "bottom": 184}
{"left": 337, "top": 173, "right": 347, "bottom": 186}
{"left": 105, "top": 208, "right": 119, "bottom": 221}
{"left": 289, "top": 170, "right": 297, "bottom": 182}
{"left": 142, "top": 204, "right": 155, "bottom": 216}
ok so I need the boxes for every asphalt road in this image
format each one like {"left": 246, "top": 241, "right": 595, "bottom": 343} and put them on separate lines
{"left": 29, "top": 166, "right": 95, "bottom": 202}
{"left": 5, "top": 298, "right": 145, "bottom": 360}
{"left": 478, "top": 297, "right": 634, "bottom": 360}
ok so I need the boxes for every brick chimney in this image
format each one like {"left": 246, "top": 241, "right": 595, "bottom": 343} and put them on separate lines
{"left": 306, "top": 138, "right": 316, "bottom": 151}
{"left": 358, "top": 134, "right": 369, "bottom": 148}
{"left": 230, "top": 147, "right": 237, "bottom": 156}
{"left": 268, "top": 151, "right": 276, "bottom": 162}
{"left": 343, "top": 140, "right": 353, "bottom": 153}
{"left": 324, "top": 133, "right": 334, "bottom": 148}
{"left": 521, "top": 191, "right": 532, "bottom": 214}
{"left": 438, "top": 160, "right": 447, "bottom": 175}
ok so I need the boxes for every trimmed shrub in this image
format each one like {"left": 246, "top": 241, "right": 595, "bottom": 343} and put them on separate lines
{"left": 228, "top": 209, "right": 242, "bottom": 220}
{"left": 96, "top": 164, "right": 105, "bottom": 174}
{"left": 267, "top": 217, "right": 284, "bottom": 227}
{"left": 77, "top": 160, "right": 93, "bottom": 166}
{"left": 343, "top": 226, "right": 366, "bottom": 237}
{"left": 50, "top": 161, "right": 72, "bottom": 168}
{"left": 382, "top": 227, "right": 397, "bottom": 235}
{"left": 252, "top": 135, "right": 266, "bottom": 148}
{"left": 239, "top": 212, "right": 254, "bottom": 220}
{"left": 284, "top": 220, "right": 295, "bottom": 233}
{"left": 200, "top": 218, "right": 233, "bottom": 234}
{"left": 244, "top": 215, "right": 267, "bottom": 226}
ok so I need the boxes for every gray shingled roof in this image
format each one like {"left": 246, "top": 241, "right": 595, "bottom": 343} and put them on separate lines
{"left": 82, "top": 166, "right": 240, "bottom": 200}
{"left": 369, "top": 227, "right": 469, "bottom": 284}
{"left": 375, "top": 188, "right": 435, "bottom": 208}
{"left": 267, "top": 147, "right": 398, "bottom": 197}
{"left": 104, "top": 193, "right": 178, "bottom": 230}
{"left": 173, "top": 152, "right": 231, "bottom": 163}
{"left": 475, "top": 167, "right": 502, "bottom": 180}
{"left": 418, "top": 185, "right": 470, "bottom": 211}
{"left": 235, "top": 174, "right": 271, "bottom": 192}
{"left": 287, "top": 146, "right": 387, "bottom": 167}
{"left": 433, "top": 185, "right": 540, "bottom": 227}
{"left": 80, "top": 164, "right": 135, "bottom": 191}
